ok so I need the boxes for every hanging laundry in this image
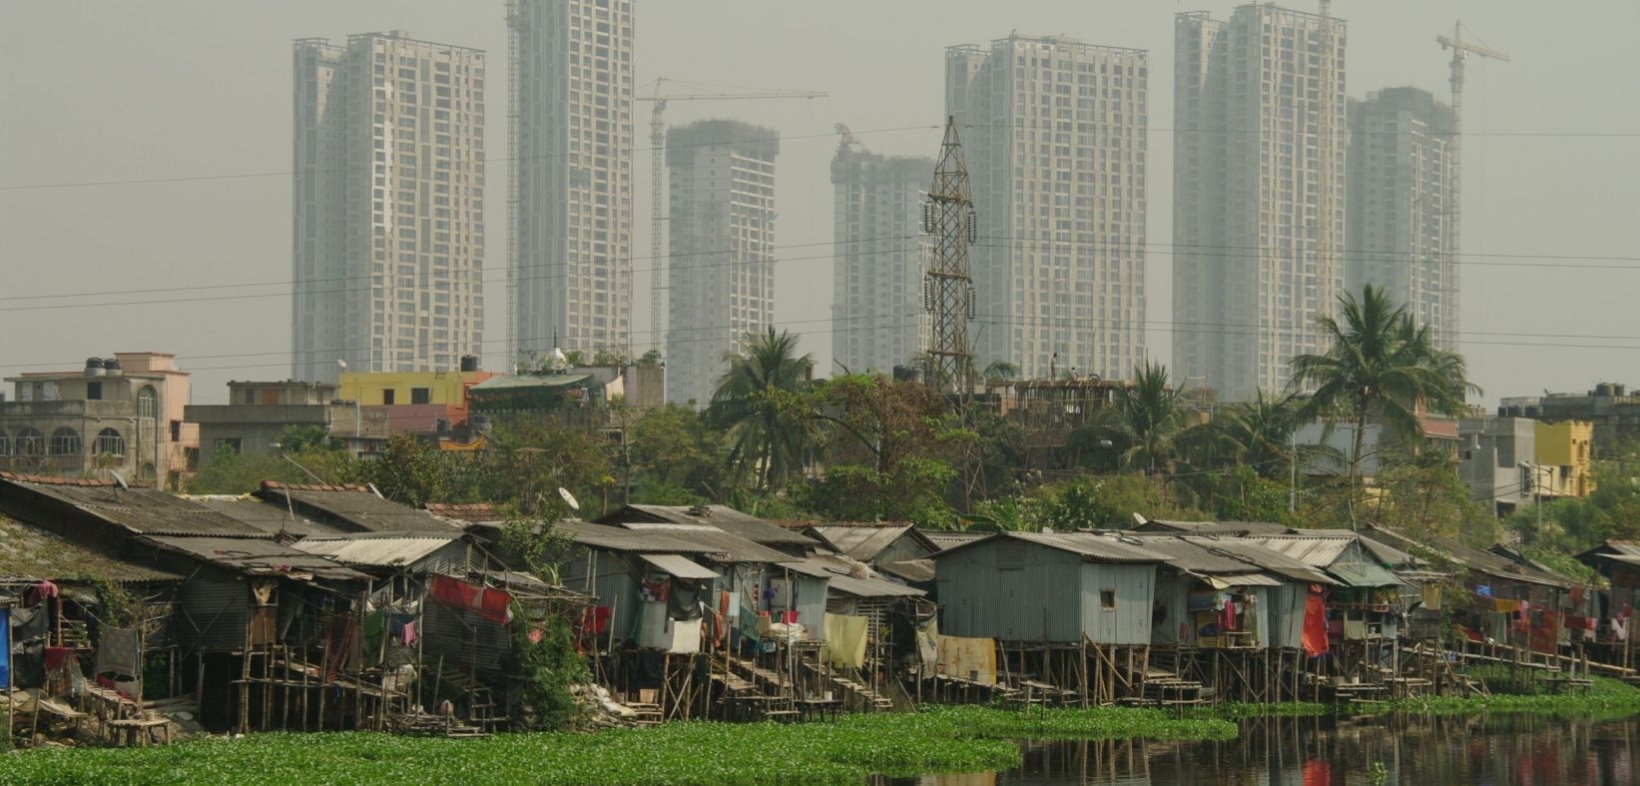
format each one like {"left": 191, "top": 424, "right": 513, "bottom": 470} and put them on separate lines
{"left": 1221, "top": 599, "right": 1238, "bottom": 630}
{"left": 11, "top": 605, "right": 48, "bottom": 643}
{"left": 430, "top": 574, "right": 512, "bottom": 624}
{"left": 95, "top": 627, "right": 141, "bottom": 678}
{"left": 25, "top": 579, "right": 59, "bottom": 607}
{"left": 1302, "top": 587, "right": 1329, "bottom": 656}
{"left": 822, "top": 614, "right": 869, "bottom": 669}
{"left": 1420, "top": 584, "right": 1443, "bottom": 611}
{"left": 398, "top": 621, "right": 419, "bottom": 646}
{"left": 45, "top": 646, "right": 74, "bottom": 673}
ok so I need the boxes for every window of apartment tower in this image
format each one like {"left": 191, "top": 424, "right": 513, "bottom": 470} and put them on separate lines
{"left": 411, "top": 387, "right": 431, "bottom": 405}
{"left": 170, "top": 421, "right": 181, "bottom": 441}
{"left": 383, "top": 389, "right": 396, "bottom": 405}
{"left": 86, "top": 381, "right": 103, "bottom": 400}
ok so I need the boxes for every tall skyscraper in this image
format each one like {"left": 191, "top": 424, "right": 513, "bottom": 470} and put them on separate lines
{"left": 1347, "top": 87, "right": 1459, "bottom": 350}
{"left": 292, "top": 32, "right": 486, "bottom": 383}
{"left": 830, "top": 141, "right": 933, "bottom": 375}
{"left": 665, "top": 120, "right": 779, "bottom": 407}
{"left": 946, "top": 35, "right": 1149, "bottom": 381}
{"left": 509, "top": 0, "right": 635, "bottom": 366}
{"left": 1173, "top": 6, "right": 1346, "bottom": 402}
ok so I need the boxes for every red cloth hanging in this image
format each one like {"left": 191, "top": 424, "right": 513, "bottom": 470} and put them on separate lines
{"left": 431, "top": 575, "right": 512, "bottom": 624}
{"left": 1301, "top": 585, "right": 1329, "bottom": 656}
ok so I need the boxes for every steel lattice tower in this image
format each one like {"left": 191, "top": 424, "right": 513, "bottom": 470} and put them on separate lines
{"left": 923, "top": 116, "right": 977, "bottom": 395}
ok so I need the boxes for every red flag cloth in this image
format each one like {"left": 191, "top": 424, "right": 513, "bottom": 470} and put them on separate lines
{"left": 1302, "top": 585, "right": 1329, "bottom": 656}
{"left": 431, "top": 575, "right": 512, "bottom": 624}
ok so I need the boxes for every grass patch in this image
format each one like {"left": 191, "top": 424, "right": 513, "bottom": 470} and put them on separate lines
{"left": 1197, "top": 670, "right": 1640, "bottom": 721}
{"left": 0, "top": 706, "right": 1236, "bottom": 786}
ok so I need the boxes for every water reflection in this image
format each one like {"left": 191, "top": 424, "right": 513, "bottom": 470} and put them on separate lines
{"left": 876, "top": 713, "right": 1639, "bottom": 786}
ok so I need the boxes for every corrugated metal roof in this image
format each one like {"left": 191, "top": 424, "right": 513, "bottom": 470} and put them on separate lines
{"left": 804, "top": 525, "right": 930, "bottom": 562}
{"left": 617, "top": 522, "right": 795, "bottom": 563}
{"left": 878, "top": 559, "right": 935, "bottom": 583}
{"left": 1241, "top": 535, "right": 1353, "bottom": 568}
{"left": 557, "top": 521, "right": 720, "bottom": 555}
{"left": 141, "top": 536, "right": 370, "bottom": 581}
{"left": 293, "top": 534, "right": 462, "bottom": 568}
{"left": 192, "top": 497, "right": 353, "bottom": 538}
{"left": 1176, "top": 537, "right": 1338, "bottom": 585}
{"left": 259, "top": 485, "right": 462, "bottom": 534}
{"left": 637, "top": 553, "right": 720, "bottom": 580}
{"left": 2, "top": 477, "right": 270, "bottom": 537}
{"left": 605, "top": 505, "right": 816, "bottom": 548}
{"left": 1135, "top": 520, "right": 1293, "bottom": 536}
{"left": 942, "top": 532, "right": 1172, "bottom": 564}
{"left": 1328, "top": 562, "right": 1404, "bottom": 587}
{"left": 1366, "top": 526, "right": 1570, "bottom": 588}
{"left": 778, "top": 555, "right": 925, "bottom": 598}
{"left": 1205, "top": 573, "right": 1284, "bottom": 588}
{"left": 921, "top": 530, "right": 987, "bottom": 551}
{"left": 0, "top": 514, "right": 179, "bottom": 583}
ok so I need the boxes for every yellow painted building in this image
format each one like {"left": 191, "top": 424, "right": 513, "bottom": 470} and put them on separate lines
{"left": 339, "top": 371, "right": 495, "bottom": 407}
{"left": 1534, "top": 420, "right": 1594, "bottom": 498}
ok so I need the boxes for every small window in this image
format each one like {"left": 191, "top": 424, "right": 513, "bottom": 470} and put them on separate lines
{"left": 1100, "top": 589, "right": 1117, "bottom": 611}
{"left": 170, "top": 420, "right": 181, "bottom": 441}
{"left": 15, "top": 428, "right": 44, "bottom": 456}
{"left": 86, "top": 381, "right": 103, "bottom": 401}
{"left": 383, "top": 389, "right": 396, "bottom": 405}
{"left": 95, "top": 428, "right": 125, "bottom": 456}
{"left": 49, "top": 427, "right": 81, "bottom": 456}
{"left": 410, "top": 387, "right": 431, "bottom": 405}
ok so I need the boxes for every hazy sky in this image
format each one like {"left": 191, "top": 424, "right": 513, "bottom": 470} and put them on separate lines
{"left": 3, "top": 1, "right": 1637, "bottom": 405}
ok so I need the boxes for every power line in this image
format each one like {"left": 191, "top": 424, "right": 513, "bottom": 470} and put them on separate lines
{"left": 0, "top": 123, "right": 938, "bottom": 192}
{"left": 6, "top": 120, "right": 1634, "bottom": 193}
{"left": 7, "top": 232, "right": 1639, "bottom": 309}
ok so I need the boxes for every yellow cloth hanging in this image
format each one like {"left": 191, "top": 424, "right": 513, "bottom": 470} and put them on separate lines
{"left": 1421, "top": 584, "right": 1443, "bottom": 611}
{"left": 821, "top": 613, "right": 869, "bottom": 669}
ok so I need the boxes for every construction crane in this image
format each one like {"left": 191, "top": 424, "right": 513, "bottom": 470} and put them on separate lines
{"left": 637, "top": 79, "right": 827, "bottom": 355}
{"left": 1437, "top": 23, "right": 1509, "bottom": 350}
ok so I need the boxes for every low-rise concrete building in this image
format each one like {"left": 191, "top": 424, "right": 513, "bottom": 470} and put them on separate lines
{"left": 185, "top": 381, "right": 388, "bottom": 466}
{"left": 1458, "top": 415, "right": 1594, "bottom": 515}
{"left": 0, "top": 353, "right": 197, "bottom": 484}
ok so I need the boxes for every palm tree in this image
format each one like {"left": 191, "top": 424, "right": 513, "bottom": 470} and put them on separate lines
{"left": 982, "top": 360, "right": 1019, "bottom": 383}
{"left": 1079, "top": 360, "right": 1190, "bottom": 476}
{"left": 1290, "top": 285, "right": 1478, "bottom": 525}
{"left": 1210, "top": 390, "right": 1305, "bottom": 478}
{"left": 707, "top": 327, "right": 819, "bottom": 493}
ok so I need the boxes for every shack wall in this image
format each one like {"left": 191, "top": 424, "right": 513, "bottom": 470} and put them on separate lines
{"left": 935, "top": 541, "right": 1084, "bottom": 643}
{"left": 1269, "top": 583, "right": 1307, "bottom": 650}
{"left": 175, "top": 568, "right": 249, "bottom": 655}
{"left": 561, "top": 548, "right": 641, "bottom": 642}
{"left": 1079, "top": 562, "right": 1155, "bottom": 645}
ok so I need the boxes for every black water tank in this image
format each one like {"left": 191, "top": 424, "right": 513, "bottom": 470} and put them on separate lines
{"left": 459, "top": 355, "right": 479, "bottom": 372}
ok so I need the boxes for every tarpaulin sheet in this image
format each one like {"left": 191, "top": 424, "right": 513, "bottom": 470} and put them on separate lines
{"left": 431, "top": 574, "right": 512, "bottom": 624}
{"left": 822, "top": 613, "right": 868, "bottom": 669}
{"left": 95, "top": 627, "right": 141, "bottom": 678}
{"left": 937, "top": 634, "right": 997, "bottom": 685}
{"left": 1301, "top": 586, "right": 1329, "bottom": 656}
{"left": 0, "top": 608, "right": 9, "bottom": 689}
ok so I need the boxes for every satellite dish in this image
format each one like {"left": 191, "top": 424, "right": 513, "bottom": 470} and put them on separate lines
{"left": 558, "top": 487, "right": 580, "bottom": 511}
{"left": 110, "top": 470, "right": 130, "bottom": 491}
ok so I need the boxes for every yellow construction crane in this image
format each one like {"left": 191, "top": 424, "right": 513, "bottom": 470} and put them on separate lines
{"left": 637, "top": 79, "right": 827, "bottom": 355}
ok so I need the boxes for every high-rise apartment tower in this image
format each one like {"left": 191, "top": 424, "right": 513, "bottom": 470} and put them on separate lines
{"left": 831, "top": 142, "right": 933, "bottom": 375}
{"left": 946, "top": 35, "right": 1149, "bottom": 382}
{"left": 292, "top": 32, "right": 486, "bottom": 383}
{"left": 665, "top": 120, "right": 779, "bottom": 407}
{"left": 1173, "top": 6, "right": 1346, "bottom": 401}
{"left": 508, "top": 0, "right": 635, "bottom": 366}
{"left": 1347, "top": 87, "right": 1459, "bottom": 350}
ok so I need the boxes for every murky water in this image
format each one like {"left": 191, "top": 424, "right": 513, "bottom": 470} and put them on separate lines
{"left": 879, "top": 713, "right": 1640, "bottom": 785}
